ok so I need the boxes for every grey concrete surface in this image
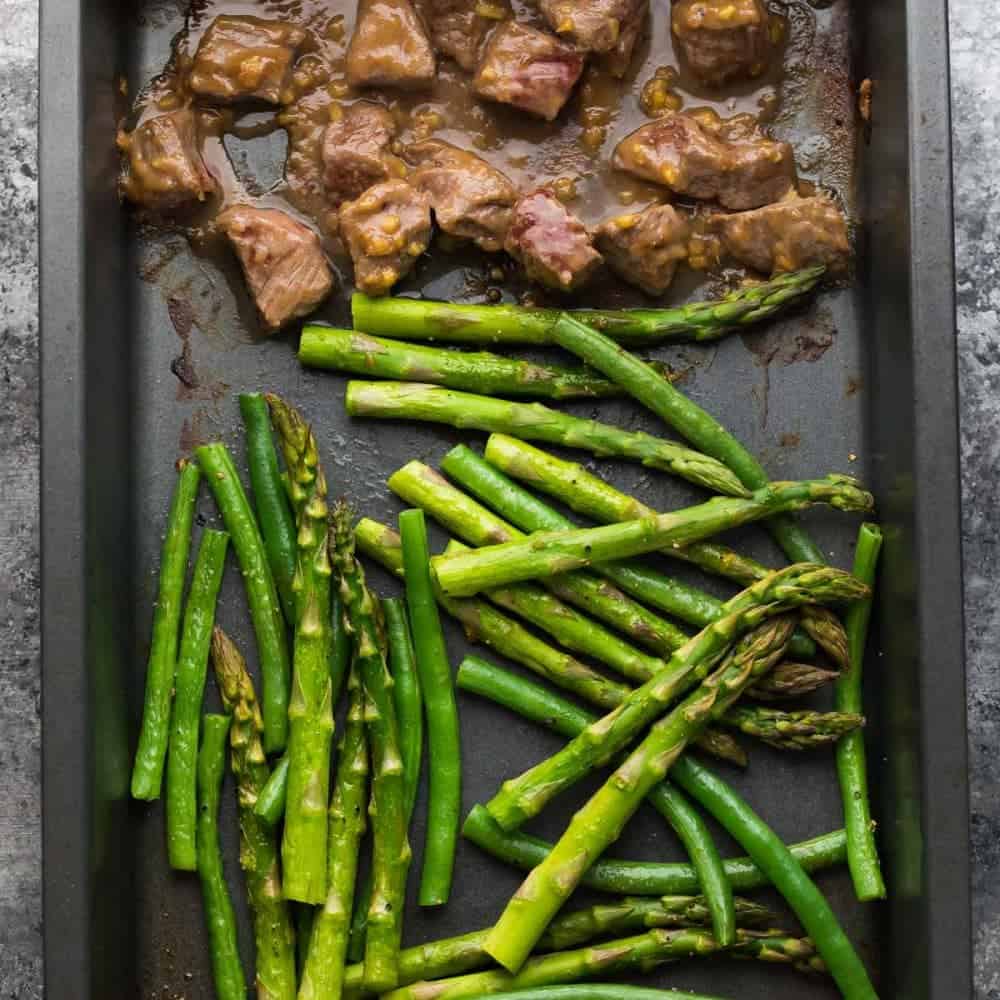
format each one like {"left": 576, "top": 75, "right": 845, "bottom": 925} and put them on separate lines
{"left": 0, "top": 0, "right": 995, "bottom": 996}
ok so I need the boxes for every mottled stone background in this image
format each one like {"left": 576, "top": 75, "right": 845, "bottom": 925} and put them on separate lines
{"left": 0, "top": 0, "right": 995, "bottom": 996}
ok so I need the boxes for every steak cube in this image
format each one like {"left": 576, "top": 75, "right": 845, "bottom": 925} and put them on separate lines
{"left": 711, "top": 196, "right": 851, "bottom": 275}
{"left": 119, "top": 109, "right": 216, "bottom": 212}
{"left": 189, "top": 15, "right": 305, "bottom": 105}
{"left": 505, "top": 189, "right": 603, "bottom": 292}
{"left": 595, "top": 204, "right": 690, "bottom": 295}
{"left": 406, "top": 139, "right": 517, "bottom": 252}
{"left": 473, "top": 22, "right": 584, "bottom": 121}
{"left": 540, "top": 0, "right": 643, "bottom": 54}
{"left": 613, "top": 111, "right": 796, "bottom": 210}
{"left": 218, "top": 206, "right": 334, "bottom": 330}
{"left": 671, "top": 0, "right": 771, "bottom": 86}
{"left": 322, "top": 102, "right": 407, "bottom": 205}
{"left": 421, "top": 0, "right": 510, "bottom": 72}
{"left": 339, "top": 180, "right": 433, "bottom": 296}
{"left": 600, "top": 0, "right": 648, "bottom": 77}
{"left": 346, "top": 0, "right": 437, "bottom": 90}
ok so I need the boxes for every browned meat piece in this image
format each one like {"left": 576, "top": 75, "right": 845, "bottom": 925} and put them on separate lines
{"left": 711, "top": 196, "right": 851, "bottom": 275}
{"left": 346, "top": 0, "right": 436, "bottom": 90}
{"left": 420, "top": 0, "right": 510, "bottom": 72}
{"left": 473, "top": 22, "right": 585, "bottom": 121}
{"left": 217, "top": 206, "right": 334, "bottom": 330}
{"left": 322, "top": 102, "right": 406, "bottom": 205}
{"left": 189, "top": 15, "right": 305, "bottom": 105}
{"left": 601, "top": 0, "right": 648, "bottom": 77}
{"left": 505, "top": 189, "right": 602, "bottom": 292}
{"left": 595, "top": 204, "right": 690, "bottom": 296}
{"left": 671, "top": 0, "right": 771, "bottom": 86}
{"left": 119, "top": 109, "right": 216, "bottom": 212}
{"left": 339, "top": 180, "right": 433, "bottom": 296}
{"left": 613, "top": 112, "right": 796, "bottom": 210}
{"left": 406, "top": 139, "right": 517, "bottom": 251}
{"left": 540, "top": 0, "right": 643, "bottom": 54}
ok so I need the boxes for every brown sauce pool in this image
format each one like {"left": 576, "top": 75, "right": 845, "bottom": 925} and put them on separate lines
{"left": 128, "top": 0, "right": 849, "bottom": 317}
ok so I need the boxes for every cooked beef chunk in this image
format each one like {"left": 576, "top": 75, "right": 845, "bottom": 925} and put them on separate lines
{"left": 505, "top": 189, "right": 603, "bottom": 292}
{"left": 119, "top": 109, "right": 216, "bottom": 212}
{"left": 346, "top": 0, "right": 436, "bottom": 90}
{"left": 406, "top": 139, "right": 517, "bottom": 251}
{"left": 473, "top": 22, "right": 585, "bottom": 121}
{"left": 601, "top": 0, "right": 648, "bottom": 77}
{"left": 217, "top": 206, "right": 334, "bottom": 330}
{"left": 613, "top": 112, "right": 796, "bottom": 210}
{"left": 339, "top": 180, "right": 433, "bottom": 295}
{"left": 420, "top": 0, "right": 510, "bottom": 72}
{"left": 540, "top": 0, "right": 643, "bottom": 54}
{"left": 711, "top": 196, "right": 851, "bottom": 275}
{"left": 189, "top": 15, "right": 305, "bottom": 105}
{"left": 322, "top": 102, "right": 406, "bottom": 205}
{"left": 671, "top": 0, "right": 771, "bottom": 86}
{"left": 595, "top": 203, "right": 690, "bottom": 295}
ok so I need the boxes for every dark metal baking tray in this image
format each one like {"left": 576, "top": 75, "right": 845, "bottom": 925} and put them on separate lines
{"left": 40, "top": 0, "right": 970, "bottom": 996}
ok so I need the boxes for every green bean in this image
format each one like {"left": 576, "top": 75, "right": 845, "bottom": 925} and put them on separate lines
{"left": 456, "top": 656, "right": 733, "bottom": 946}
{"left": 197, "top": 442, "right": 291, "bottom": 753}
{"left": 196, "top": 714, "right": 245, "bottom": 1000}
{"left": 671, "top": 755, "right": 877, "bottom": 998}
{"left": 253, "top": 754, "right": 289, "bottom": 826}
{"left": 837, "top": 523, "right": 886, "bottom": 900}
{"left": 240, "top": 392, "right": 297, "bottom": 624}
{"left": 400, "top": 509, "right": 461, "bottom": 906}
{"left": 551, "top": 313, "right": 825, "bottom": 564}
{"left": 462, "top": 805, "right": 848, "bottom": 896}
{"left": 131, "top": 460, "right": 201, "bottom": 801}
{"left": 165, "top": 528, "right": 229, "bottom": 870}
{"left": 384, "top": 598, "right": 424, "bottom": 823}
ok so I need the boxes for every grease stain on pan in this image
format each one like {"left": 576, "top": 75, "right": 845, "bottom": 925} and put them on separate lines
{"left": 742, "top": 300, "right": 837, "bottom": 367}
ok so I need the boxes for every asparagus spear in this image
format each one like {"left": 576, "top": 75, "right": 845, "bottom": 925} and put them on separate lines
{"left": 485, "top": 566, "right": 869, "bottom": 832}
{"left": 196, "top": 714, "right": 246, "bottom": 1000}
{"left": 441, "top": 441, "right": 815, "bottom": 661}
{"left": 346, "top": 382, "right": 749, "bottom": 497}
{"left": 299, "top": 326, "right": 681, "bottom": 400}
{"left": 197, "top": 442, "right": 291, "bottom": 753}
{"left": 350, "top": 268, "right": 824, "bottom": 345}
{"left": 357, "top": 518, "right": 631, "bottom": 709}
{"left": 300, "top": 664, "right": 368, "bottom": 1000}
{"left": 131, "top": 459, "right": 201, "bottom": 800}
{"left": 383, "top": 927, "right": 820, "bottom": 1000}
{"left": 482, "top": 432, "right": 773, "bottom": 587}
{"left": 254, "top": 753, "right": 290, "bottom": 826}
{"left": 799, "top": 605, "right": 850, "bottom": 671}
{"left": 431, "top": 478, "right": 874, "bottom": 598}
{"left": 341, "top": 895, "right": 773, "bottom": 993}
{"left": 695, "top": 728, "right": 749, "bottom": 768}
{"left": 440, "top": 543, "right": 670, "bottom": 686}
{"left": 482, "top": 989, "right": 726, "bottom": 1000}
{"left": 748, "top": 660, "right": 840, "bottom": 701}
{"left": 398, "top": 510, "right": 462, "bottom": 909}
{"left": 837, "top": 523, "right": 886, "bottom": 900}
{"left": 267, "top": 395, "right": 335, "bottom": 904}
{"left": 463, "top": 803, "right": 848, "bottom": 896}
{"left": 333, "top": 503, "right": 412, "bottom": 991}
{"left": 721, "top": 705, "right": 865, "bottom": 750}
{"left": 350, "top": 598, "right": 424, "bottom": 959}
{"left": 551, "top": 312, "right": 824, "bottom": 563}
{"left": 165, "top": 528, "right": 229, "bottom": 871}
{"left": 211, "top": 629, "right": 296, "bottom": 1000}
{"left": 391, "top": 461, "right": 688, "bottom": 658}
{"left": 455, "top": 643, "right": 742, "bottom": 939}
{"left": 484, "top": 616, "right": 797, "bottom": 972}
